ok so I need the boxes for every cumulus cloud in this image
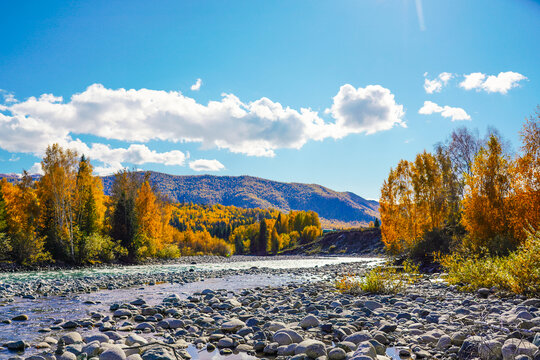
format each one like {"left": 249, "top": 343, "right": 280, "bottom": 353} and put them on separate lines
{"left": 459, "top": 71, "right": 526, "bottom": 94}
{"left": 28, "top": 162, "right": 44, "bottom": 175}
{"left": 0, "top": 83, "right": 406, "bottom": 162}
{"left": 190, "top": 78, "right": 202, "bottom": 91}
{"left": 326, "top": 84, "right": 406, "bottom": 136}
{"left": 423, "top": 72, "right": 453, "bottom": 94}
{"left": 418, "top": 101, "right": 471, "bottom": 121}
{"left": 189, "top": 159, "right": 225, "bottom": 172}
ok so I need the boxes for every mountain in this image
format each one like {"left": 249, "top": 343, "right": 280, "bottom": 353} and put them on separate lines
{"left": 1, "top": 172, "right": 379, "bottom": 223}
{"left": 102, "top": 172, "right": 379, "bottom": 223}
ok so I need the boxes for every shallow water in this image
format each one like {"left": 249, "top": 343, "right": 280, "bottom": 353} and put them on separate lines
{"left": 0, "top": 256, "right": 383, "bottom": 358}
{"left": 0, "top": 256, "right": 381, "bottom": 283}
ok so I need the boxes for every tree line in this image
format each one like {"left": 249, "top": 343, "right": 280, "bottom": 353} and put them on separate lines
{"left": 0, "top": 144, "right": 322, "bottom": 265}
{"left": 380, "top": 110, "right": 539, "bottom": 258}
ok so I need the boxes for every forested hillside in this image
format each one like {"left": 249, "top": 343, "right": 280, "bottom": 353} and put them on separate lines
{"left": 101, "top": 173, "right": 379, "bottom": 224}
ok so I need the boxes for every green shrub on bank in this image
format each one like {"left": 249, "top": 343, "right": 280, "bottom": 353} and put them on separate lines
{"left": 439, "top": 228, "right": 540, "bottom": 295}
{"left": 336, "top": 261, "right": 419, "bottom": 294}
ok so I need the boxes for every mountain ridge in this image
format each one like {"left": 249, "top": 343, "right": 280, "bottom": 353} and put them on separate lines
{"left": 102, "top": 172, "right": 380, "bottom": 223}
{"left": 1, "top": 171, "right": 379, "bottom": 224}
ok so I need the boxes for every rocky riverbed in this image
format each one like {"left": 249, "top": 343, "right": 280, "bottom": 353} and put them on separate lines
{"left": 1, "top": 257, "right": 539, "bottom": 360}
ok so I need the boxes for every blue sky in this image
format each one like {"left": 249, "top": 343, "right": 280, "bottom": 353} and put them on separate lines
{"left": 0, "top": 0, "right": 538, "bottom": 199}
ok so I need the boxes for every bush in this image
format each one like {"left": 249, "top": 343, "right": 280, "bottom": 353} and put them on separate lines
{"left": 439, "top": 228, "right": 540, "bottom": 295}
{"left": 336, "top": 261, "right": 419, "bottom": 294}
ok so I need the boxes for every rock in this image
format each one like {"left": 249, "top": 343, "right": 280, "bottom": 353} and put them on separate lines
{"left": 299, "top": 314, "right": 320, "bottom": 329}
{"left": 478, "top": 340, "right": 503, "bottom": 360}
{"left": 329, "top": 347, "right": 347, "bottom": 360}
{"left": 5, "top": 340, "right": 29, "bottom": 351}
{"left": 11, "top": 314, "right": 28, "bottom": 321}
{"left": 344, "top": 331, "right": 372, "bottom": 345}
{"left": 142, "top": 347, "right": 176, "bottom": 360}
{"left": 364, "top": 301, "right": 383, "bottom": 310}
{"left": 275, "top": 329, "right": 303, "bottom": 343}
{"left": 264, "top": 342, "right": 279, "bottom": 355}
{"left": 378, "top": 321, "right": 397, "bottom": 333}
{"left": 61, "top": 332, "right": 83, "bottom": 345}
{"left": 353, "top": 341, "right": 377, "bottom": 359}
{"left": 458, "top": 336, "right": 483, "bottom": 359}
{"left": 56, "top": 353, "right": 77, "bottom": 360}
{"left": 337, "top": 341, "right": 356, "bottom": 352}
{"left": 85, "top": 334, "right": 110, "bottom": 343}
{"left": 100, "top": 347, "right": 127, "bottom": 360}
{"left": 477, "top": 288, "right": 491, "bottom": 298}
{"left": 502, "top": 338, "right": 538, "bottom": 360}
{"left": 113, "top": 309, "right": 132, "bottom": 317}
{"left": 217, "top": 337, "right": 235, "bottom": 348}
{"left": 273, "top": 332, "right": 293, "bottom": 346}
{"left": 437, "top": 335, "right": 452, "bottom": 350}
{"left": 305, "top": 340, "right": 326, "bottom": 358}
{"left": 126, "top": 333, "right": 147, "bottom": 346}
{"left": 221, "top": 318, "right": 245, "bottom": 332}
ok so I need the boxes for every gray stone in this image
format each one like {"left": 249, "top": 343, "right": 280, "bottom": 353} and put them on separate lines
{"left": 364, "top": 301, "right": 383, "bottom": 311}
{"left": 437, "top": 335, "right": 452, "bottom": 350}
{"left": 142, "top": 347, "right": 176, "bottom": 360}
{"left": 502, "top": 339, "right": 538, "bottom": 360}
{"left": 221, "top": 318, "right": 245, "bottom": 332}
{"left": 305, "top": 340, "right": 326, "bottom": 358}
{"left": 217, "top": 337, "right": 235, "bottom": 348}
{"left": 478, "top": 340, "right": 503, "bottom": 360}
{"left": 5, "top": 341, "right": 29, "bottom": 351}
{"left": 100, "top": 348, "right": 127, "bottom": 360}
{"left": 353, "top": 341, "right": 377, "bottom": 359}
{"left": 344, "top": 331, "right": 372, "bottom": 345}
{"left": 61, "top": 332, "right": 83, "bottom": 345}
{"left": 299, "top": 315, "right": 320, "bottom": 329}
{"left": 273, "top": 332, "right": 293, "bottom": 346}
{"left": 329, "top": 347, "right": 347, "bottom": 360}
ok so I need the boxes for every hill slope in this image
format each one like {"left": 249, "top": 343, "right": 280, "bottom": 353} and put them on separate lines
{"left": 280, "top": 228, "right": 384, "bottom": 256}
{"left": 101, "top": 172, "right": 379, "bottom": 223}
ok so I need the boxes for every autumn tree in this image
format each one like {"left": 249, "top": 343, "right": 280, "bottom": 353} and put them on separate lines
{"left": 73, "top": 155, "right": 108, "bottom": 263}
{"left": 134, "top": 180, "right": 163, "bottom": 258}
{"left": 38, "top": 144, "right": 79, "bottom": 261}
{"left": 0, "top": 181, "right": 12, "bottom": 260}
{"left": 3, "top": 172, "right": 50, "bottom": 264}
{"left": 462, "top": 135, "right": 515, "bottom": 253}
{"left": 509, "top": 111, "right": 540, "bottom": 241}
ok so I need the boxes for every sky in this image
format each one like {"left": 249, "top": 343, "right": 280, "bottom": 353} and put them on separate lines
{"left": 0, "top": 0, "right": 538, "bottom": 200}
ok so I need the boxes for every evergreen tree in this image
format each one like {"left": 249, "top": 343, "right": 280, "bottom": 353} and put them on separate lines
{"left": 270, "top": 226, "right": 280, "bottom": 254}
{"left": 257, "top": 219, "right": 269, "bottom": 255}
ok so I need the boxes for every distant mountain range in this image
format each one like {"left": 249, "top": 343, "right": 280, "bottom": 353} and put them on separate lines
{"left": 1, "top": 172, "right": 380, "bottom": 223}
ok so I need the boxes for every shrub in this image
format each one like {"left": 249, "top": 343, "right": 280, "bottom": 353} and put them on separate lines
{"left": 439, "top": 228, "right": 540, "bottom": 295}
{"left": 336, "top": 261, "right": 419, "bottom": 294}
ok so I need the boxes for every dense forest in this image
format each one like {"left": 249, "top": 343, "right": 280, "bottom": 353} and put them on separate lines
{"left": 0, "top": 146, "right": 322, "bottom": 265}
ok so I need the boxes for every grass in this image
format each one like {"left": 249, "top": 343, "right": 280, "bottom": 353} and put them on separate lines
{"left": 335, "top": 260, "right": 420, "bottom": 294}
{"left": 438, "top": 228, "right": 540, "bottom": 295}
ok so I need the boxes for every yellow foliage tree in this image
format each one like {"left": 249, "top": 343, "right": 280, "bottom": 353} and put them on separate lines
{"left": 462, "top": 135, "right": 515, "bottom": 253}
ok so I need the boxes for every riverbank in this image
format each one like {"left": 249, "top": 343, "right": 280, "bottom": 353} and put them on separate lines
{"left": 1, "top": 257, "right": 539, "bottom": 360}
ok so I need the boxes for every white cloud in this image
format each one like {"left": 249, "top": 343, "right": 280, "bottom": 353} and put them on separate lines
{"left": 326, "top": 84, "right": 406, "bottom": 136}
{"left": 189, "top": 159, "right": 225, "bottom": 172}
{"left": 0, "top": 83, "right": 406, "bottom": 161}
{"left": 459, "top": 71, "right": 526, "bottom": 94}
{"left": 418, "top": 101, "right": 471, "bottom": 121}
{"left": 190, "top": 78, "right": 202, "bottom": 91}
{"left": 424, "top": 72, "right": 453, "bottom": 94}
{"left": 28, "top": 162, "right": 44, "bottom": 175}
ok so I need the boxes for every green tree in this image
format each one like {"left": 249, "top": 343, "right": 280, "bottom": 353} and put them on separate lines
{"left": 257, "top": 219, "right": 269, "bottom": 255}
{"left": 110, "top": 170, "right": 140, "bottom": 259}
